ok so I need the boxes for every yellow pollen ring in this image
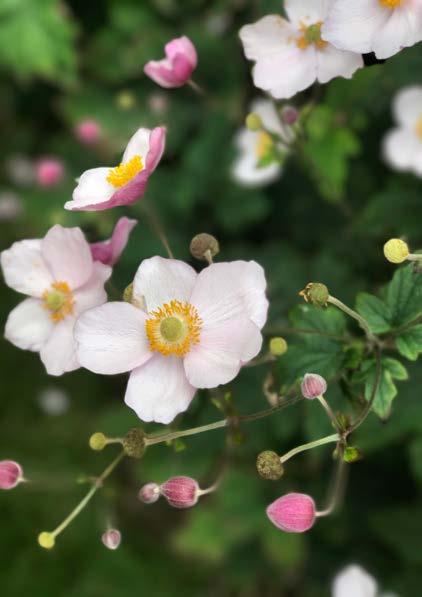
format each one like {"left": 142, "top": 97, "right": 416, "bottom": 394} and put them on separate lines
{"left": 379, "top": 0, "right": 402, "bottom": 8}
{"left": 145, "top": 300, "right": 202, "bottom": 357}
{"left": 107, "top": 155, "right": 144, "bottom": 188}
{"left": 42, "top": 281, "right": 74, "bottom": 323}
{"left": 296, "top": 21, "right": 327, "bottom": 51}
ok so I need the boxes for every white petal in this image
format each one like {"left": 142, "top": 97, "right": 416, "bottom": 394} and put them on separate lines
{"left": 382, "top": 128, "right": 422, "bottom": 173}
{"left": 125, "top": 355, "right": 196, "bottom": 424}
{"left": 184, "top": 316, "right": 262, "bottom": 388}
{"left": 40, "top": 318, "right": 79, "bottom": 376}
{"left": 133, "top": 256, "right": 197, "bottom": 312}
{"left": 249, "top": 98, "right": 284, "bottom": 135}
{"left": 232, "top": 148, "right": 281, "bottom": 187}
{"left": 66, "top": 168, "right": 115, "bottom": 210}
{"left": 322, "top": 0, "right": 388, "bottom": 55}
{"left": 1, "top": 239, "right": 52, "bottom": 297}
{"left": 316, "top": 46, "right": 363, "bottom": 84}
{"left": 285, "top": 0, "right": 331, "bottom": 26}
{"left": 373, "top": 6, "right": 420, "bottom": 59}
{"left": 332, "top": 565, "right": 377, "bottom": 597}
{"left": 4, "top": 298, "right": 53, "bottom": 351}
{"left": 239, "top": 15, "right": 295, "bottom": 60}
{"left": 392, "top": 85, "right": 422, "bottom": 128}
{"left": 73, "top": 262, "right": 111, "bottom": 316}
{"left": 75, "top": 302, "right": 152, "bottom": 375}
{"left": 122, "top": 128, "right": 151, "bottom": 163}
{"left": 41, "top": 225, "right": 93, "bottom": 290}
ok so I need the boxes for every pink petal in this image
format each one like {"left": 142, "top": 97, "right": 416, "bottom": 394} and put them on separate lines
{"left": 0, "top": 461, "right": 23, "bottom": 490}
{"left": 165, "top": 36, "right": 197, "bottom": 68}
{"left": 144, "top": 61, "right": 187, "bottom": 88}
{"left": 125, "top": 355, "right": 196, "bottom": 424}
{"left": 1, "top": 239, "right": 53, "bottom": 297}
{"left": 145, "top": 126, "right": 166, "bottom": 172}
{"left": 5, "top": 298, "right": 53, "bottom": 352}
{"left": 90, "top": 217, "right": 138, "bottom": 266}
{"left": 40, "top": 317, "right": 79, "bottom": 376}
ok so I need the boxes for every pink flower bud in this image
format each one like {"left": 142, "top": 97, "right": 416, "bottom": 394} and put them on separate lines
{"left": 144, "top": 36, "right": 198, "bottom": 89}
{"left": 75, "top": 119, "right": 102, "bottom": 145}
{"left": 138, "top": 482, "right": 161, "bottom": 504}
{"left": 36, "top": 158, "right": 64, "bottom": 188}
{"left": 0, "top": 460, "right": 23, "bottom": 490}
{"left": 90, "top": 217, "right": 137, "bottom": 266}
{"left": 301, "top": 373, "right": 327, "bottom": 399}
{"left": 281, "top": 106, "right": 299, "bottom": 125}
{"left": 266, "top": 492, "right": 316, "bottom": 533}
{"left": 161, "top": 476, "right": 199, "bottom": 509}
{"left": 101, "top": 529, "right": 121, "bottom": 550}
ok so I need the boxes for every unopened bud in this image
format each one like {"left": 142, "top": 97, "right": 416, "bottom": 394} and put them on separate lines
{"left": 383, "top": 238, "right": 409, "bottom": 264}
{"left": 89, "top": 432, "right": 107, "bottom": 451}
{"left": 269, "top": 337, "right": 288, "bottom": 357}
{"left": 299, "top": 282, "right": 329, "bottom": 307}
{"left": 102, "top": 529, "right": 121, "bottom": 550}
{"left": 138, "top": 482, "right": 161, "bottom": 504}
{"left": 266, "top": 493, "right": 316, "bottom": 533}
{"left": 122, "top": 428, "right": 146, "bottom": 458}
{"left": 245, "top": 112, "right": 263, "bottom": 131}
{"left": 281, "top": 105, "right": 299, "bottom": 125}
{"left": 0, "top": 460, "right": 23, "bottom": 489}
{"left": 343, "top": 446, "right": 363, "bottom": 463}
{"left": 190, "top": 233, "right": 219, "bottom": 262}
{"left": 38, "top": 532, "right": 55, "bottom": 549}
{"left": 256, "top": 450, "right": 284, "bottom": 480}
{"left": 301, "top": 373, "right": 327, "bottom": 399}
{"left": 161, "top": 476, "right": 199, "bottom": 509}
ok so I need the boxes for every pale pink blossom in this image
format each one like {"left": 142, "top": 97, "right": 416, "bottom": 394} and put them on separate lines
{"left": 138, "top": 482, "right": 161, "bottom": 504}
{"left": 75, "top": 119, "right": 102, "bottom": 145}
{"left": 266, "top": 492, "right": 316, "bottom": 533}
{"left": 0, "top": 460, "right": 24, "bottom": 490}
{"left": 301, "top": 373, "right": 328, "bottom": 399}
{"left": 101, "top": 529, "right": 121, "bottom": 550}
{"left": 75, "top": 256, "right": 268, "bottom": 424}
{"left": 383, "top": 86, "right": 422, "bottom": 176}
{"left": 144, "top": 36, "right": 197, "bottom": 88}
{"left": 36, "top": 158, "right": 65, "bottom": 188}
{"left": 239, "top": 1, "right": 363, "bottom": 99}
{"left": 65, "top": 126, "right": 166, "bottom": 211}
{"left": 90, "top": 217, "right": 137, "bottom": 266}
{"left": 1, "top": 225, "right": 111, "bottom": 376}
{"left": 323, "top": 0, "right": 422, "bottom": 60}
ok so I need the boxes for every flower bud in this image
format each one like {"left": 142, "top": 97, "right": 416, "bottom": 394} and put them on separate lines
{"left": 35, "top": 158, "right": 64, "bottom": 188}
{"left": 89, "top": 432, "right": 107, "bottom": 451}
{"left": 281, "top": 106, "right": 299, "bottom": 125}
{"left": 138, "top": 482, "right": 161, "bottom": 504}
{"left": 343, "top": 446, "right": 363, "bottom": 463}
{"left": 301, "top": 373, "right": 327, "bottom": 399}
{"left": 122, "top": 428, "right": 146, "bottom": 458}
{"left": 269, "top": 337, "right": 288, "bottom": 357}
{"left": 299, "top": 282, "right": 329, "bottom": 307}
{"left": 256, "top": 450, "right": 284, "bottom": 480}
{"left": 0, "top": 460, "right": 23, "bottom": 490}
{"left": 75, "top": 119, "right": 101, "bottom": 145}
{"left": 383, "top": 238, "right": 409, "bottom": 264}
{"left": 161, "top": 476, "right": 199, "bottom": 509}
{"left": 245, "top": 112, "right": 263, "bottom": 131}
{"left": 38, "top": 532, "right": 55, "bottom": 549}
{"left": 190, "top": 233, "right": 219, "bottom": 262}
{"left": 102, "top": 529, "right": 121, "bottom": 550}
{"left": 266, "top": 493, "right": 316, "bottom": 533}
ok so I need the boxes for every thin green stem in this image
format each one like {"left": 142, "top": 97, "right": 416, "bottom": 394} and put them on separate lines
{"left": 316, "top": 443, "right": 346, "bottom": 517}
{"left": 317, "top": 395, "right": 338, "bottom": 429}
{"left": 142, "top": 200, "right": 174, "bottom": 259}
{"left": 328, "top": 295, "right": 378, "bottom": 344}
{"left": 280, "top": 433, "right": 339, "bottom": 463}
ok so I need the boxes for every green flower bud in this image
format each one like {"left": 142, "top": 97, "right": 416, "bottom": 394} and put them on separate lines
{"left": 299, "top": 282, "right": 329, "bottom": 308}
{"left": 343, "top": 446, "right": 363, "bottom": 463}
{"left": 256, "top": 450, "right": 284, "bottom": 480}
{"left": 89, "top": 432, "right": 107, "bottom": 451}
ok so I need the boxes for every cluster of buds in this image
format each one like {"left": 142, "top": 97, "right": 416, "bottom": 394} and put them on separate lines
{"left": 138, "top": 475, "right": 216, "bottom": 509}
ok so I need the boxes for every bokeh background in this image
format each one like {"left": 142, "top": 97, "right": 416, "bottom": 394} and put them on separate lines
{"left": 1, "top": 1, "right": 422, "bottom": 595}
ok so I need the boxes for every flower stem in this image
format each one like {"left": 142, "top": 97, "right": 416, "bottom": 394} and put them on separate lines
{"left": 327, "top": 295, "right": 378, "bottom": 344}
{"left": 316, "top": 443, "right": 346, "bottom": 517}
{"left": 187, "top": 79, "right": 205, "bottom": 95}
{"left": 142, "top": 199, "right": 174, "bottom": 259}
{"left": 317, "top": 395, "right": 338, "bottom": 429}
{"left": 280, "top": 433, "right": 339, "bottom": 463}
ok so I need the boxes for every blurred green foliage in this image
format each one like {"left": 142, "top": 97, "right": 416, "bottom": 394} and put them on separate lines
{"left": 1, "top": 1, "right": 422, "bottom": 596}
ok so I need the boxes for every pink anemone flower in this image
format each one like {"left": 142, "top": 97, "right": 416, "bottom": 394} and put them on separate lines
{"left": 144, "top": 36, "right": 197, "bottom": 88}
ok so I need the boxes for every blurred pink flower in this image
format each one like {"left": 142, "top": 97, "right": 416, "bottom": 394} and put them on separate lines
{"left": 36, "top": 158, "right": 65, "bottom": 188}
{"left": 144, "top": 36, "right": 197, "bottom": 88}
{"left": 90, "top": 217, "right": 137, "bottom": 266}
{"left": 75, "top": 119, "right": 102, "bottom": 145}
{"left": 1, "top": 225, "right": 111, "bottom": 376}
{"left": 267, "top": 492, "right": 316, "bottom": 533}
{"left": 65, "top": 127, "right": 166, "bottom": 211}
{"left": 0, "top": 460, "right": 24, "bottom": 490}
{"left": 75, "top": 256, "right": 268, "bottom": 424}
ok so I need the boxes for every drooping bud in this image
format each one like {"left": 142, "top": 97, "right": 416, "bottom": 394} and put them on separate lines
{"left": 256, "top": 451, "right": 284, "bottom": 480}
{"left": 89, "top": 432, "right": 107, "bottom": 451}
{"left": 138, "top": 482, "right": 161, "bottom": 504}
{"left": 281, "top": 106, "right": 299, "bottom": 125}
{"left": 301, "top": 373, "right": 327, "bottom": 399}
{"left": 161, "top": 476, "right": 199, "bottom": 509}
{"left": 266, "top": 493, "right": 316, "bottom": 533}
{"left": 122, "top": 428, "right": 146, "bottom": 459}
{"left": 102, "top": 529, "right": 121, "bottom": 550}
{"left": 38, "top": 531, "right": 55, "bottom": 549}
{"left": 245, "top": 112, "right": 263, "bottom": 131}
{"left": 269, "top": 337, "right": 288, "bottom": 357}
{"left": 383, "top": 238, "right": 409, "bottom": 264}
{"left": 299, "top": 282, "right": 329, "bottom": 307}
{"left": 190, "top": 233, "right": 220, "bottom": 262}
{"left": 0, "top": 460, "right": 23, "bottom": 490}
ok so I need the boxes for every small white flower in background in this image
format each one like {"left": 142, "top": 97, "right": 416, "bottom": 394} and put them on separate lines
{"left": 232, "top": 99, "right": 285, "bottom": 187}
{"left": 0, "top": 192, "right": 23, "bottom": 221}
{"left": 322, "top": 0, "right": 422, "bottom": 60}
{"left": 383, "top": 86, "right": 422, "bottom": 176}
{"left": 1, "top": 225, "right": 111, "bottom": 376}
{"left": 239, "top": 0, "right": 363, "bottom": 100}
{"left": 38, "top": 387, "right": 70, "bottom": 416}
{"left": 332, "top": 565, "right": 398, "bottom": 597}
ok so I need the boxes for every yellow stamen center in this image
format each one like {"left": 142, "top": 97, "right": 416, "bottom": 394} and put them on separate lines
{"left": 255, "top": 132, "right": 274, "bottom": 160}
{"left": 106, "top": 155, "right": 144, "bottom": 188}
{"left": 297, "top": 22, "right": 327, "bottom": 51}
{"left": 145, "top": 300, "right": 202, "bottom": 357}
{"left": 415, "top": 116, "right": 422, "bottom": 140}
{"left": 379, "top": 0, "right": 402, "bottom": 8}
{"left": 42, "top": 281, "right": 74, "bottom": 323}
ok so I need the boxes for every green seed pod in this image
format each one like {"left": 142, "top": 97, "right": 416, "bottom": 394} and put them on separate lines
{"left": 190, "top": 233, "right": 219, "bottom": 262}
{"left": 123, "top": 428, "right": 146, "bottom": 459}
{"left": 300, "top": 282, "right": 329, "bottom": 308}
{"left": 256, "top": 450, "right": 284, "bottom": 480}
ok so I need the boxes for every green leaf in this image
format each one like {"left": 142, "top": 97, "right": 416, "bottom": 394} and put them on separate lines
{"left": 359, "top": 358, "right": 408, "bottom": 420}
{"left": 355, "top": 292, "right": 392, "bottom": 333}
{"left": 386, "top": 264, "right": 422, "bottom": 327}
{"left": 396, "top": 324, "right": 422, "bottom": 361}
